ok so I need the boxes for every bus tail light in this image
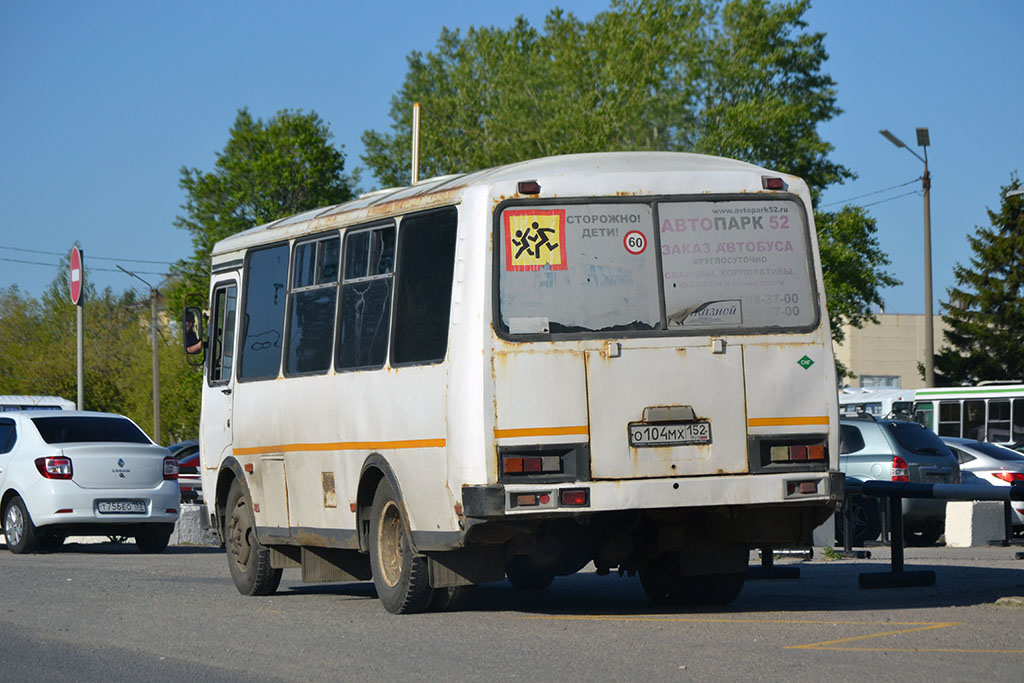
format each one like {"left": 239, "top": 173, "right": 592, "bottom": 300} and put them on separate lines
{"left": 560, "top": 488, "right": 589, "bottom": 507}
{"left": 892, "top": 455, "right": 910, "bottom": 482}
{"left": 35, "top": 456, "right": 73, "bottom": 480}
{"left": 770, "top": 444, "right": 826, "bottom": 463}
{"left": 503, "top": 455, "right": 561, "bottom": 475}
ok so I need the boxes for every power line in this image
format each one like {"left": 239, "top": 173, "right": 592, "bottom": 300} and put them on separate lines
{"left": 857, "top": 190, "right": 921, "bottom": 209}
{"left": 0, "top": 256, "right": 168, "bottom": 276}
{"left": 0, "top": 244, "right": 175, "bottom": 266}
{"left": 819, "top": 177, "right": 922, "bottom": 208}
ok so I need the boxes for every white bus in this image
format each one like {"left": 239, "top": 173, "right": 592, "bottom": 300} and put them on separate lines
{"left": 187, "top": 152, "right": 841, "bottom": 612}
{"left": 0, "top": 395, "right": 76, "bottom": 412}
{"left": 838, "top": 387, "right": 916, "bottom": 419}
{"left": 913, "top": 383, "right": 1024, "bottom": 444}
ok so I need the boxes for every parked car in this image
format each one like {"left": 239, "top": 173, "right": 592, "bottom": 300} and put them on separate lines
{"left": 0, "top": 411, "right": 179, "bottom": 554}
{"left": 837, "top": 416, "right": 960, "bottom": 546}
{"left": 167, "top": 439, "right": 202, "bottom": 504}
{"left": 941, "top": 437, "right": 1024, "bottom": 532}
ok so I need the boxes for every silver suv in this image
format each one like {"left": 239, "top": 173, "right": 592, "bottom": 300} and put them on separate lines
{"left": 838, "top": 416, "right": 960, "bottom": 546}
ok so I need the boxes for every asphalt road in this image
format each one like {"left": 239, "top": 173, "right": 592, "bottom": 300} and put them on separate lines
{"left": 1, "top": 540, "right": 1022, "bottom": 682}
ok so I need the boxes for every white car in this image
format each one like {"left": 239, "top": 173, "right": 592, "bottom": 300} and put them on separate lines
{"left": 942, "top": 437, "right": 1024, "bottom": 531}
{"left": 0, "top": 411, "right": 180, "bottom": 553}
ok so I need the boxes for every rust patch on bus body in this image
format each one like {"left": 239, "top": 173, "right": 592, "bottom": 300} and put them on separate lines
{"left": 322, "top": 472, "right": 337, "bottom": 509}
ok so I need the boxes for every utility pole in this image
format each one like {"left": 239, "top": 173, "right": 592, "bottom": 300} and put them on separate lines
{"left": 118, "top": 266, "right": 161, "bottom": 441}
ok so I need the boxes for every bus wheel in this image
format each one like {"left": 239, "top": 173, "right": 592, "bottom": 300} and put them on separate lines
{"left": 505, "top": 556, "right": 555, "bottom": 590}
{"left": 700, "top": 573, "right": 746, "bottom": 605}
{"left": 369, "top": 480, "right": 433, "bottom": 614}
{"left": 225, "top": 479, "right": 282, "bottom": 596}
{"left": 639, "top": 552, "right": 683, "bottom": 605}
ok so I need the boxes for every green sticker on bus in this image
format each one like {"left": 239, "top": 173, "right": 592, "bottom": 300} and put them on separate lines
{"left": 798, "top": 355, "right": 814, "bottom": 370}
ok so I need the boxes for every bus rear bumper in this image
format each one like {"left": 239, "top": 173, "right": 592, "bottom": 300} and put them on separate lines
{"left": 462, "top": 470, "right": 843, "bottom": 518}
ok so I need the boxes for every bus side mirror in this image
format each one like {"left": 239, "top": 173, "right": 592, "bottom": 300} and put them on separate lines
{"left": 183, "top": 306, "right": 205, "bottom": 358}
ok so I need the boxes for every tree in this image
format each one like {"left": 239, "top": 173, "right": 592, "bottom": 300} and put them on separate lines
{"left": 815, "top": 206, "right": 901, "bottom": 376}
{"left": 172, "top": 108, "right": 356, "bottom": 302}
{"left": 361, "top": 0, "right": 895, "bottom": 373}
{"left": 935, "top": 174, "right": 1024, "bottom": 383}
{"left": 0, "top": 255, "right": 202, "bottom": 444}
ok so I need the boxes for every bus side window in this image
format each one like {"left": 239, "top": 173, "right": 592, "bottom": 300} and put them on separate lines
{"left": 336, "top": 225, "right": 394, "bottom": 371}
{"left": 287, "top": 235, "right": 340, "bottom": 375}
{"left": 1014, "top": 398, "right": 1024, "bottom": 442}
{"left": 239, "top": 244, "right": 289, "bottom": 381}
{"left": 391, "top": 207, "right": 458, "bottom": 366}
{"left": 963, "top": 400, "right": 985, "bottom": 440}
{"left": 210, "top": 284, "right": 238, "bottom": 384}
{"left": 938, "top": 401, "right": 961, "bottom": 437}
{"left": 987, "top": 399, "right": 1011, "bottom": 443}
{"left": 914, "top": 401, "right": 934, "bottom": 430}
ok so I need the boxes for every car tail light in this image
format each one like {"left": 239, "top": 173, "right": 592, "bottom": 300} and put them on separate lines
{"left": 35, "top": 456, "right": 73, "bottom": 480}
{"left": 892, "top": 455, "right": 910, "bottom": 482}
{"left": 163, "top": 456, "right": 179, "bottom": 480}
{"left": 992, "top": 471, "right": 1024, "bottom": 483}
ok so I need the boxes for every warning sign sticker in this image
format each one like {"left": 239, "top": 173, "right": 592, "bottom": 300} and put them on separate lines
{"left": 504, "top": 209, "right": 567, "bottom": 271}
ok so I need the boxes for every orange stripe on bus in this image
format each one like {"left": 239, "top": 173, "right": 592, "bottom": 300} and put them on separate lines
{"left": 233, "top": 438, "right": 446, "bottom": 456}
{"left": 494, "top": 426, "right": 590, "bottom": 439}
{"left": 747, "top": 416, "right": 830, "bottom": 427}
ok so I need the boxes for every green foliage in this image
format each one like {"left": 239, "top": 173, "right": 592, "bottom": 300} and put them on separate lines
{"left": 172, "top": 108, "right": 356, "bottom": 303}
{"left": 361, "top": 0, "right": 849, "bottom": 196}
{"left": 935, "top": 174, "right": 1024, "bottom": 383}
{"left": 362, "top": 0, "right": 895, "bottom": 378}
{"left": 816, "top": 206, "right": 901, "bottom": 348}
{"left": 0, "top": 254, "right": 202, "bottom": 444}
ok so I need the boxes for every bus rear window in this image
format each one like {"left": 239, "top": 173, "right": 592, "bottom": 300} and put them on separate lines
{"left": 497, "top": 197, "right": 817, "bottom": 336}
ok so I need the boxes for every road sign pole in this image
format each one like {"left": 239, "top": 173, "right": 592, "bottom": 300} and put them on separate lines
{"left": 71, "top": 246, "right": 85, "bottom": 410}
{"left": 77, "top": 304, "right": 84, "bottom": 410}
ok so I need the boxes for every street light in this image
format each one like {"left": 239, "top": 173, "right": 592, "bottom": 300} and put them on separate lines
{"left": 880, "top": 127, "right": 934, "bottom": 387}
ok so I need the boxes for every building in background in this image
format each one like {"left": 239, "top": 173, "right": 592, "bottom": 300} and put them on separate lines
{"left": 834, "top": 313, "right": 948, "bottom": 389}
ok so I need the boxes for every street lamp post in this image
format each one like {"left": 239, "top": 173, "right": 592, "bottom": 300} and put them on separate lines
{"left": 880, "top": 127, "right": 934, "bottom": 387}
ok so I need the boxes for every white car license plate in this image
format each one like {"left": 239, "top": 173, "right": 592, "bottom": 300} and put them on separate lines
{"left": 629, "top": 421, "right": 711, "bottom": 447}
{"left": 97, "top": 500, "right": 147, "bottom": 514}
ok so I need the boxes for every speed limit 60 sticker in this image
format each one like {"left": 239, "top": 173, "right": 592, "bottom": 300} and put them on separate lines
{"left": 623, "top": 230, "right": 647, "bottom": 255}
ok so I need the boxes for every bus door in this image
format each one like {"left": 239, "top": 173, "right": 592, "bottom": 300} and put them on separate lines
{"left": 201, "top": 278, "right": 239, "bottom": 481}
{"left": 586, "top": 343, "right": 748, "bottom": 479}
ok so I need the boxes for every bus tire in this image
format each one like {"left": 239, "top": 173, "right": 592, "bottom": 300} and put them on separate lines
{"left": 3, "top": 496, "right": 39, "bottom": 554}
{"left": 699, "top": 572, "right": 746, "bottom": 605}
{"left": 505, "top": 556, "right": 556, "bottom": 590}
{"left": 639, "top": 552, "right": 684, "bottom": 605}
{"left": 368, "top": 479, "right": 433, "bottom": 614}
{"left": 225, "top": 479, "right": 282, "bottom": 596}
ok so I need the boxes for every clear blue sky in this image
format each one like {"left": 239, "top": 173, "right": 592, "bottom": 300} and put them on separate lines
{"left": 2, "top": 1, "right": 1021, "bottom": 314}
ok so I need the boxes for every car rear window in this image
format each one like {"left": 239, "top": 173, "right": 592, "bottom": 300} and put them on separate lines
{"left": 970, "top": 441, "right": 1024, "bottom": 462}
{"left": 31, "top": 416, "right": 151, "bottom": 444}
{"left": 886, "top": 421, "right": 951, "bottom": 456}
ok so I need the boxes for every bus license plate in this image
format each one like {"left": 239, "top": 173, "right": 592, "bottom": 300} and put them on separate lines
{"left": 629, "top": 421, "right": 711, "bottom": 447}
{"left": 97, "top": 500, "right": 147, "bottom": 514}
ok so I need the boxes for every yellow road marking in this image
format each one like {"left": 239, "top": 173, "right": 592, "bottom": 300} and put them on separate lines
{"left": 516, "top": 615, "right": 1024, "bottom": 654}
